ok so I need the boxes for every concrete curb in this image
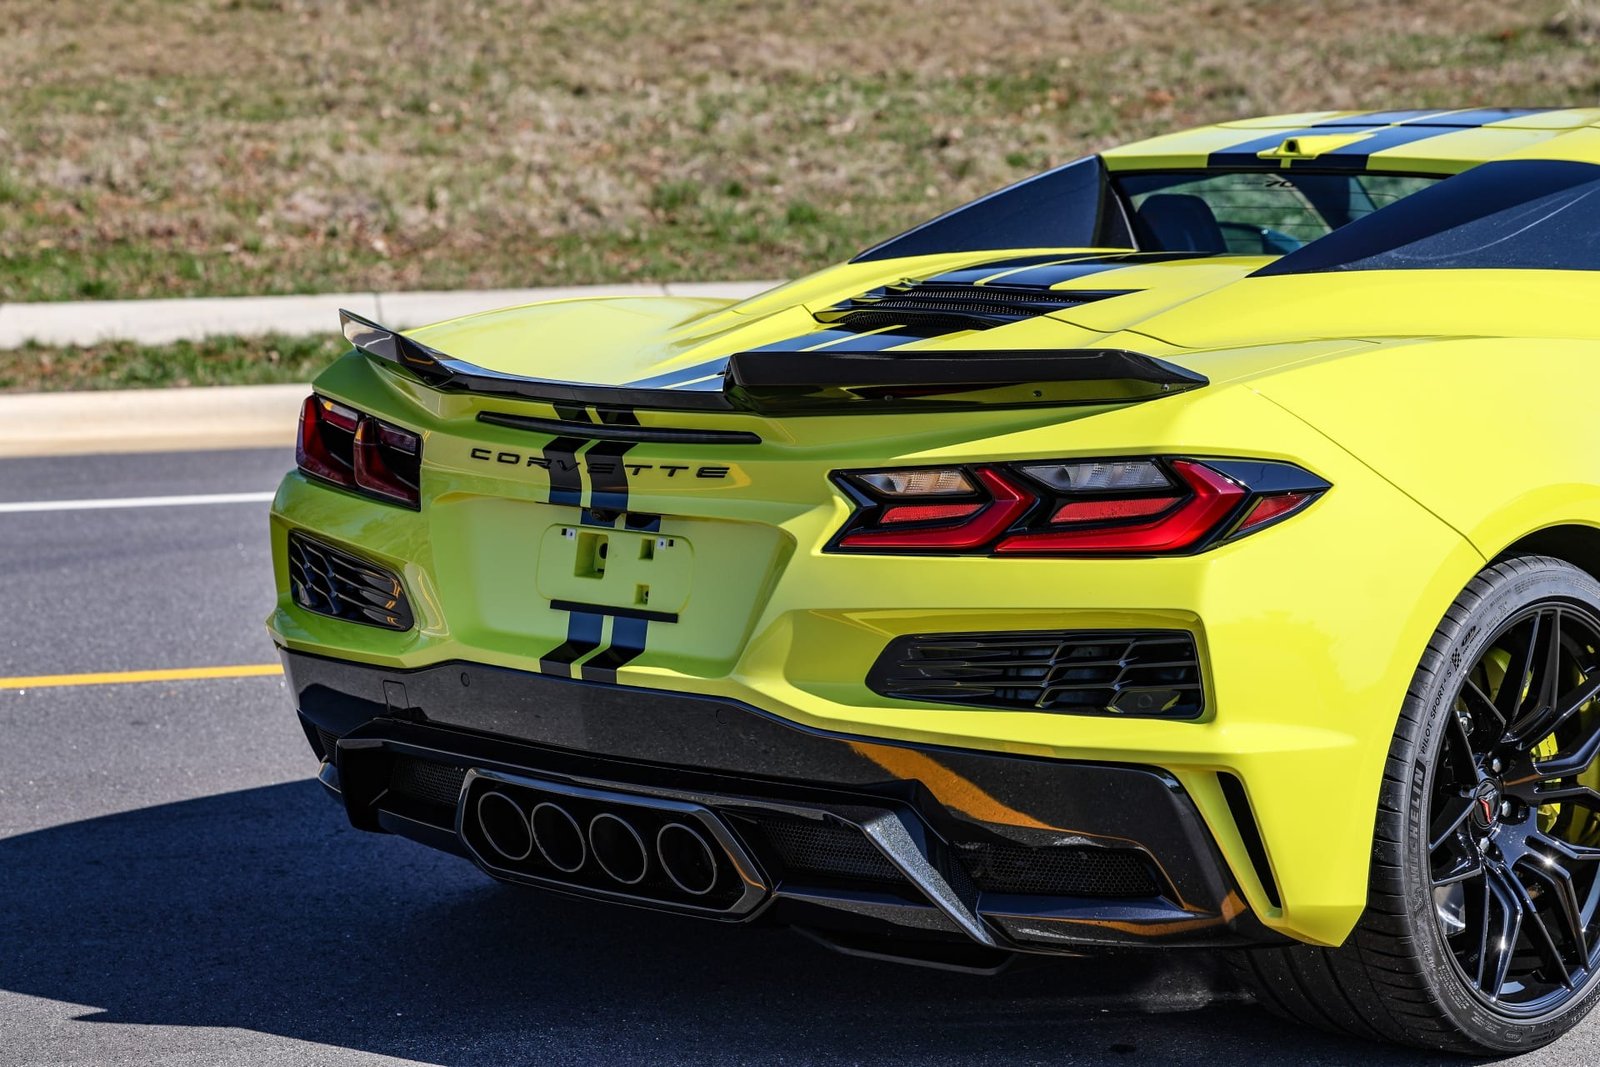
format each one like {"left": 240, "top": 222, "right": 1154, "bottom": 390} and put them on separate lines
{"left": 0, "top": 280, "right": 783, "bottom": 349}
{"left": 0, "top": 384, "right": 310, "bottom": 458}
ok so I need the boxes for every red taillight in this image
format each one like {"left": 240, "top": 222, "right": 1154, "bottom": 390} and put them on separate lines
{"left": 1050, "top": 497, "right": 1178, "bottom": 524}
{"left": 880, "top": 502, "right": 986, "bottom": 525}
{"left": 296, "top": 394, "right": 422, "bottom": 509}
{"left": 996, "top": 461, "right": 1244, "bottom": 554}
{"left": 831, "top": 456, "right": 1327, "bottom": 556}
{"left": 839, "top": 468, "right": 1029, "bottom": 550}
{"left": 1233, "top": 490, "right": 1316, "bottom": 533}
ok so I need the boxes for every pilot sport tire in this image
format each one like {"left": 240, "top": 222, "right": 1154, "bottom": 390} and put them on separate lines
{"left": 1233, "top": 555, "right": 1600, "bottom": 1054}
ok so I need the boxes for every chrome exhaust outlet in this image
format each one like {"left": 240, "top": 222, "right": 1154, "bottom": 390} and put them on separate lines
{"left": 656, "top": 821, "right": 719, "bottom": 896}
{"left": 530, "top": 801, "right": 586, "bottom": 873}
{"left": 588, "top": 812, "right": 649, "bottom": 885}
{"left": 474, "top": 790, "right": 533, "bottom": 862}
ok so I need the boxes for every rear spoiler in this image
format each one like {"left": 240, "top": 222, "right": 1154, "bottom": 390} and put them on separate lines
{"left": 340, "top": 309, "right": 1206, "bottom": 415}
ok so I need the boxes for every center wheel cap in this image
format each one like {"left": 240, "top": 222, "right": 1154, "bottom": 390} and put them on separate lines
{"left": 1471, "top": 780, "right": 1501, "bottom": 830}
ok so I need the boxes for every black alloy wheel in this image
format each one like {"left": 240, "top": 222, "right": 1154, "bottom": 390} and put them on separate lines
{"left": 1234, "top": 557, "right": 1600, "bottom": 1053}
{"left": 1428, "top": 601, "right": 1600, "bottom": 1013}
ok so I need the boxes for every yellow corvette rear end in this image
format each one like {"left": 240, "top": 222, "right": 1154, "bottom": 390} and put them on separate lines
{"left": 269, "top": 108, "right": 1600, "bottom": 1052}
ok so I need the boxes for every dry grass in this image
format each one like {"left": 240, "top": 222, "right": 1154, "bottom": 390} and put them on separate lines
{"left": 2, "top": 0, "right": 1599, "bottom": 303}
{"left": 0, "top": 334, "right": 344, "bottom": 392}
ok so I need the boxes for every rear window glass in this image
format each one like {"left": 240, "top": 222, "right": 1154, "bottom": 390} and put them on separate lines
{"left": 1255, "top": 160, "right": 1600, "bottom": 275}
{"left": 853, "top": 156, "right": 1121, "bottom": 262}
{"left": 1116, "top": 171, "right": 1438, "bottom": 255}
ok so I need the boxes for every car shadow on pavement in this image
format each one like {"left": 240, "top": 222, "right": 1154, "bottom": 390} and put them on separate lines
{"left": 0, "top": 780, "right": 1484, "bottom": 1066}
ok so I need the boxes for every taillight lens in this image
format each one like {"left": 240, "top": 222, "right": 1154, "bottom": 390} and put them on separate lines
{"left": 296, "top": 394, "right": 422, "bottom": 509}
{"left": 831, "top": 456, "right": 1327, "bottom": 556}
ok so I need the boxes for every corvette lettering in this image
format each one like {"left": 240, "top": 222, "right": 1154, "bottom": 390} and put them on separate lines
{"left": 467, "top": 447, "right": 728, "bottom": 479}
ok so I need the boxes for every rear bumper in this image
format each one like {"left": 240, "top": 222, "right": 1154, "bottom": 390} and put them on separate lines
{"left": 286, "top": 648, "right": 1280, "bottom": 953}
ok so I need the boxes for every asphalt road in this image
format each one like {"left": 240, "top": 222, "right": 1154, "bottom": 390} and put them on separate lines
{"left": 1, "top": 448, "right": 1596, "bottom": 1066}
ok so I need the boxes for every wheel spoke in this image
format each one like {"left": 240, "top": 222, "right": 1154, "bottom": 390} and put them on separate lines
{"left": 1523, "top": 857, "right": 1590, "bottom": 966}
{"left": 1480, "top": 864, "right": 1524, "bottom": 997}
{"left": 1519, "top": 609, "right": 1566, "bottom": 734}
{"left": 1442, "top": 709, "right": 1480, "bottom": 784}
{"left": 1433, "top": 849, "right": 1484, "bottom": 887}
{"left": 1534, "top": 782, "right": 1600, "bottom": 811}
{"left": 1510, "top": 674, "right": 1600, "bottom": 750}
{"left": 1505, "top": 865, "right": 1575, "bottom": 990}
{"left": 1533, "top": 829, "right": 1600, "bottom": 865}
{"left": 1534, "top": 726, "right": 1600, "bottom": 780}
{"left": 1496, "top": 613, "right": 1543, "bottom": 723}
{"left": 1462, "top": 677, "right": 1507, "bottom": 733}
{"left": 1429, "top": 794, "right": 1476, "bottom": 854}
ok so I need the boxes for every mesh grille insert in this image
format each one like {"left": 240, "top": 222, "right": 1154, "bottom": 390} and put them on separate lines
{"left": 390, "top": 758, "right": 468, "bottom": 809}
{"left": 288, "top": 531, "right": 414, "bottom": 631}
{"left": 957, "top": 841, "right": 1161, "bottom": 898}
{"left": 868, "top": 629, "right": 1202, "bottom": 717}
{"left": 739, "top": 812, "right": 909, "bottom": 887}
{"left": 315, "top": 728, "right": 340, "bottom": 761}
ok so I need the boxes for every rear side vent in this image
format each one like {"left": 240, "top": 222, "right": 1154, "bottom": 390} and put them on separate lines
{"left": 816, "top": 282, "right": 1130, "bottom": 333}
{"left": 288, "top": 531, "right": 414, "bottom": 631}
{"left": 1218, "top": 772, "right": 1282, "bottom": 909}
{"left": 868, "top": 629, "right": 1202, "bottom": 717}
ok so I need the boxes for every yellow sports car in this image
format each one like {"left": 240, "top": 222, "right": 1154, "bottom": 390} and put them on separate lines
{"left": 269, "top": 107, "right": 1600, "bottom": 1053}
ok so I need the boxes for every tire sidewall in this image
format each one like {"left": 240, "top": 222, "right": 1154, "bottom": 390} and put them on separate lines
{"left": 1396, "top": 558, "right": 1600, "bottom": 1051}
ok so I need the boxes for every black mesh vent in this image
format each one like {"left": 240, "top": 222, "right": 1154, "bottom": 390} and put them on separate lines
{"left": 957, "top": 841, "right": 1161, "bottom": 898}
{"left": 868, "top": 629, "right": 1202, "bottom": 717}
{"left": 288, "top": 531, "right": 414, "bottom": 631}
{"left": 315, "top": 728, "right": 340, "bottom": 761}
{"left": 389, "top": 758, "right": 468, "bottom": 808}
{"left": 815, "top": 282, "right": 1130, "bottom": 333}
{"left": 738, "top": 812, "right": 909, "bottom": 887}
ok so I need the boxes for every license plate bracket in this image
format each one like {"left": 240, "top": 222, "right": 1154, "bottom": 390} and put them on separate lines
{"left": 535, "top": 525, "right": 694, "bottom": 616}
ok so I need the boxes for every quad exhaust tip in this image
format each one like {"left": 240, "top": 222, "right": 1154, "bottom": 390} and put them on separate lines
{"left": 462, "top": 775, "right": 750, "bottom": 910}
{"left": 475, "top": 790, "right": 533, "bottom": 862}
{"left": 588, "top": 812, "right": 649, "bottom": 885}
{"left": 530, "top": 801, "right": 587, "bottom": 873}
{"left": 656, "top": 821, "right": 719, "bottom": 896}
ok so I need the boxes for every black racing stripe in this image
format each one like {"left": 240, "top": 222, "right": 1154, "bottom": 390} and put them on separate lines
{"left": 1289, "top": 122, "right": 1474, "bottom": 172}
{"left": 1207, "top": 109, "right": 1549, "bottom": 169}
{"left": 549, "top": 599, "right": 678, "bottom": 624}
{"left": 747, "top": 330, "right": 860, "bottom": 353}
{"left": 583, "top": 440, "right": 634, "bottom": 519}
{"left": 1310, "top": 109, "right": 1447, "bottom": 127}
{"left": 539, "top": 611, "right": 605, "bottom": 676}
{"left": 918, "top": 252, "right": 1092, "bottom": 282}
{"left": 1314, "top": 107, "right": 1554, "bottom": 129}
{"left": 579, "top": 615, "right": 650, "bottom": 684}
{"left": 542, "top": 402, "right": 592, "bottom": 507}
{"left": 624, "top": 358, "right": 729, "bottom": 388}
{"left": 1207, "top": 124, "right": 1343, "bottom": 168}
{"left": 583, "top": 408, "right": 642, "bottom": 521}
{"left": 1425, "top": 107, "right": 1553, "bottom": 128}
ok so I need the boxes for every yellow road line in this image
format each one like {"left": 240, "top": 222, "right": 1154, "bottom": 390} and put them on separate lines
{"left": 0, "top": 663, "right": 283, "bottom": 691}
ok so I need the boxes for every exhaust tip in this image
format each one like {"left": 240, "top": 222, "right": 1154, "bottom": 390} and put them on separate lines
{"left": 475, "top": 790, "right": 533, "bottom": 863}
{"left": 656, "top": 821, "right": 719, "bottom": 896}
{"left": 588, "top": 812, "right": 649, "bottom": 885}
{"left": 530, "top": 801, "right": 587, "bottom": 873}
